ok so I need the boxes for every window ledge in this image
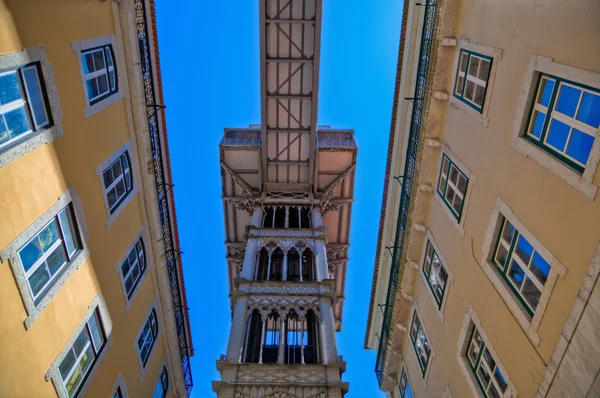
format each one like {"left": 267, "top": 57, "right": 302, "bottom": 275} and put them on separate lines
{"left": 511, "top": 136, "right": 598, "bottom": 199}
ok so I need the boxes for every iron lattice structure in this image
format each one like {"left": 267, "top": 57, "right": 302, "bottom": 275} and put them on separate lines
{"left": 134, "top": 0, "right": 194, "bottom": 394}
{"left": 375, "top": 1, "right": 438, "bottom": 385}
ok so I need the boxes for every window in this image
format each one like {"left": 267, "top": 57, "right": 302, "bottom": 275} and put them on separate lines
{"left": 262, "top": 310, "right": 281, "bottom": 364}
{"left": 492, "top": 216, "right": 551, "bottom": 316}
{"left": 437, "top": 154, "right": 468, "bottom": 221}
{"left": 466, "top": 326, "right": 509, "bottom": 398}
{"left": 18, "top": 205, "right": 81, "bottom": 302}
{"left": 81, "top": 45, "right": 117, "bottom": 105}
{"left": 58, "top": 309, "right": 106, "bottom": 398}
{"left": 103, "top": 151, "right": 132, "bottom": 214}
{"left": 399, "top": 366, "right": 414, "bottom": 398}
{"left": 422, "top": 240, "right": 449, "bottom": 309}
{"left": 409, "top": 309, "right": 431, "bottom": 375}
{"left": 120, "top": 238, "right": 146, "bottom": 299}
{"left": 285, "top": 310, "right": 321, "bottom": 364}
{"left": 262, "top": 206, "right": 311, "bottom": 228}
{"left": 0, "top": 64, "right": 51, "bottom": 151}
{"left": 152, "top": 367, "right": 169, "bottom": 398}
{"left": 453, "top": 49, "right": 492, "bottom": 112}
{"left": 137, "top": 308, "right": 158, "bottom": 368}
{"left": 525, "top": 74, "right": 600, "bottom": 173}
{"left": 254, "top": 245, "right": 316, "bottom": 282}
{"left": 241, "top": 309, "right": 262, "bottom": 363}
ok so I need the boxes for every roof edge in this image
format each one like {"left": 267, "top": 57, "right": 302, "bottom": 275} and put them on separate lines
{"left": 364, "top": 0, "right": 410, "bottom": 350}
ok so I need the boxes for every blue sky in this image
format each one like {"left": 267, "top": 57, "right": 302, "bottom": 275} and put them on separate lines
{"left": 155, "top": 1, "right": 402, "bottom": 396}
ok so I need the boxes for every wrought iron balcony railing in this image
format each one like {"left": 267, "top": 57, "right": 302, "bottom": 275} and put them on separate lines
{"left": 220, "top": 129, "right": 262, "bottom": 148}
{"left": 134, "top": 1, "right": 194, "bottom": 394}
{"left": 317, "top": 130, "right": 357, "bottom": 150}
{"left": 375, "top": 0, "right": 438, "bottom": 385}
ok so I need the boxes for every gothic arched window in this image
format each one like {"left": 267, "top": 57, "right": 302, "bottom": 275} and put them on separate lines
{"left": 300, "top": 207, "right": 311, "bottom": 229}
{"left": 269, "top": 248, "right": 284, "bottom": 281}
{"left": 254, "top": 248, "right": 269, "bottom": 281}
{"left": 304, "top": 310, "right": 321, "bottom": 364}
{"left": 274, "top": 206, "right": 286, "bottom": 228}
{"left": 263, "top": 206, "right": 274, "bottom": 228}
{"left": 262, "top": 310, "right": 280, "bottom": 364}
{"left": 241, "top": 309, "right": 262, "bottom": 363}
{"left": 302, "top": 248, "right": 316, "bottom": 281}
{"left": 285, "top": 310, "right": 304, "bottom": 364}
{"left": 287, "top": 248, "right": 301, "bottom": 281}
{"left": 289, "top": 206, "right": 300, "bottom": 228}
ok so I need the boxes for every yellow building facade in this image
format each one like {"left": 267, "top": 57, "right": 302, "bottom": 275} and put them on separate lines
{"left": 0, "top": 0, "right": 193, "bottom": 397}
{"left": 366, "top": 0, "right": 600, "bottom": 397}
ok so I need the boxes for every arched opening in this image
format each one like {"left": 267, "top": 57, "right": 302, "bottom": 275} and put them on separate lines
{"left": 254, "top": 247, "right": 269, "bottom": 281}
{"left": 263, "top": 206, "right": 274, "bottom": 228}
{"left": 302, "top": 248, "right": 316, "bottom": 281}
{"left": 274, "top": 206, "right": 286, "bottom": 228}
{"left": 289, "top": 206, "right": 300, "bottom": 228}
{"left": 262, "top": 310, "right": 280, "bottom": 364}
{"left": 300, "top": 207, "right": 311, "bottom": 229}
{"left": 285, "top": 310, "right": 305, "bottom": 364}
{"left": 304, "top": 310, "right": 321, "bottom": 364}
{"left": 287, "top": 248, "right": 301, "bottom": 281}
{"left": 269, "top": 248, "right": 284, "bottom": 281}
{"left": 241, "top": 309, "right": 262, "bottom": 363}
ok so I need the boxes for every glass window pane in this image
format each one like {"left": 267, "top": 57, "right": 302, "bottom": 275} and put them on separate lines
{"left": 59, "top": 208, "right": 78, "bottom": 256}
{"left": 449, "top": 165, "right": 458, "bottom": 184}
{"left": 494, "top": 367, "right": 508, "bottom": 393}
{"left": 104, "top": 47, "right": 114, "bottom": 67}
{"left": 555, "top": 84, "right": 581, "bottom": 117}
{"left": 121, "top": 258, "right": 130, "bottom": 276}
{"left": 495, "top": 244, "right": 509, "bottom": 269}
{"left": 93, "top": 50, "right": 106, "bottom": 71}
{"left": 455, "top": 76, "right": 464, "bottom": 95}
{"left": 115, "top": 179, "right": 126, "bottom": 198}
{"left": 125, "top": 275, "right": 134, "bottom": 294}
{"left": 452, "top": 195, "right": 463, "bottom": 215}
{"left": 437, "top": 174, "right": 446, "bottom": 194}
{"left": 20, "top": 238, "right": 43, "bottom": 271}
{"left": 86, "top": 79, "right": 99, "bottom": 100}
{"left": 0, "top": 116, "right": 9, "bottom": 145}
{"left": 23, "top": 67, "right": 48, "bottom": 128}
{"left": 88, "top": 312, "right": 105, "bottom": 351}
{"left": 103, "top": 167, "right": 114, "bottom": 188}
{"left": 473, "top": 84, "right": 485, "bottom": 107}
{"left": 566, "top": 129, "right": 594, "bottom": 165}
{"left": 545, "top": 118, "right": 570, "bottom": 152}
{"left": 5, "top": 106, "right": 31, "bottom": 138}
{"left": 465, "top": 80, "right": 476, "bottom": 101}
{"left": 538, "top": 78, "right": 555, "bottom": 107}
{"left": 0, "top": 72, "right": 23, "bottom": 105}
{"left": 531, "top": 252, "right": 550, "bottom": 284}
{"left": 109, "top": 71, "right": 116, "bottom": 91}
{"left": 508, "top": 260, "right": 525, "bottom": 289}
{"left": 514, "top": 236, "right": 533, "bottom": 265}
{"left": 97, "top": 74, "right": 109, "bottom": 96}
{"left": 65, "top": 344, "right": 94, "bottom": 397}
{"left": 112, "top": 158, "right": 123, "bottom": 177}
{"left": 529, "top": 110, "right": 546, "bottom": 139}
{"left": 477, "top": 59, "right": 490, "bottom": 81}
{"left": 59, "top": 350, "right": 77, "bottom": 380}
{"left": 523, "top": 277, "right": 541, "bottom": 310}
{"left": 83, "top": 53, "right": 95, "bottom": 74}
{"left": 38, "top": 219, "right": 60, "bottom": 253}
{"left": 489, "top": 385, "right": 502, "bottom": 398}
{"left": 501, "top": 220, "right": 515, "bottom": 245}
{"left": 468, "top": 57, "right": 479, "bottom": 77}
{"left": 577, "top": 91, "right": 600, "bottom": 128}
{"left": 457, "top": 174, "right": 468, "bottom": 194}
{"left": 459, "top": 53, "right": 468, "bottom": 73}
{"left": 482, "top": 348, "right": 496, "bottom": 370}
{"left": 477, "top": 362, "right": 491, "bottom": 387}
{"left": 28, "top": 264, "right": 50, "bottom": 296}
{"left": 73, "top": 329, "right": 90, "bottom": 357}
{"left": 107, "top": 187, "right": 118, "bottom": 208}
{"left": 46, "top": 244, "right": 67, "bottom": 275}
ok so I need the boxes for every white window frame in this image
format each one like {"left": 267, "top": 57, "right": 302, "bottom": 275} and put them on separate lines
{"left": 72, "top": 35, "right": 123, "bottom": 118}
{"left": 95, "top": 141, "right": 138, "bottom": 228}
{"left": 433, "top": 143, "right": 475, "bottom": 236}
{"left": 456, "top": 306, "right": 518, "bottom": 398}
{"left": 480, "top": 197, "right": 567, "bottom": 345}
{"left": 134, "top": 301, "right": 160, "bottom": 379}
{"left": 80, "top": 45, "right": 117, "bottom": 104}
{"left": 110, "top": 374, "right": 129, "bottom": 398}
{"left": 116, "top": 228, "right": 151, "bottom": 313}
{"left": 152, "top": 365, "right": 169, "bottom": 398}
{"left": 512, "top": 55, "right": 600, "bottom": 200}
{"left": 408, "top": 304, "right": 435, "bottom": 385}
{"left": 449, "top": 39, "right": 503, "bottom": 126}
{"left": 45, "top": 294, "right": 112, "bottom": 398}
{"left": 0, "top": 188, "right": 89, "bottom": 329}
{"left": 419, "top": 229, "right": 454, "bottom": 321}
{"left": 0, "top": 46, "right": 62, "bottom": 168}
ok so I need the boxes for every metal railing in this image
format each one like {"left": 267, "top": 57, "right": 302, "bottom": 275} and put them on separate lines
{"left": 134, "top": 0, "right": 194, "bottom": 394}
{"left": 375, "top": 0, "right": 438, "bottom": 385}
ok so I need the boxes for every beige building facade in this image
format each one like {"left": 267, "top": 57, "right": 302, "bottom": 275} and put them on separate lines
{"left": 365, "top": 1, "right": 600, "bottom": 397}
{"left": 0, "top": 0, "right": 193, "bottom": 397}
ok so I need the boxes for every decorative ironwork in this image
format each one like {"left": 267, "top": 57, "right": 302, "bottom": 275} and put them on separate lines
{"left": 220, "top": 129, "right": 262, "bottom": 147}
{"left": 316, "top": 130, "right": 357, "bottom": 150}
{"left": 375, "top": 0, "right": 438, "bottom": 385}
{"left": 134, "top": 1, "right": 193, "bottom": 394}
